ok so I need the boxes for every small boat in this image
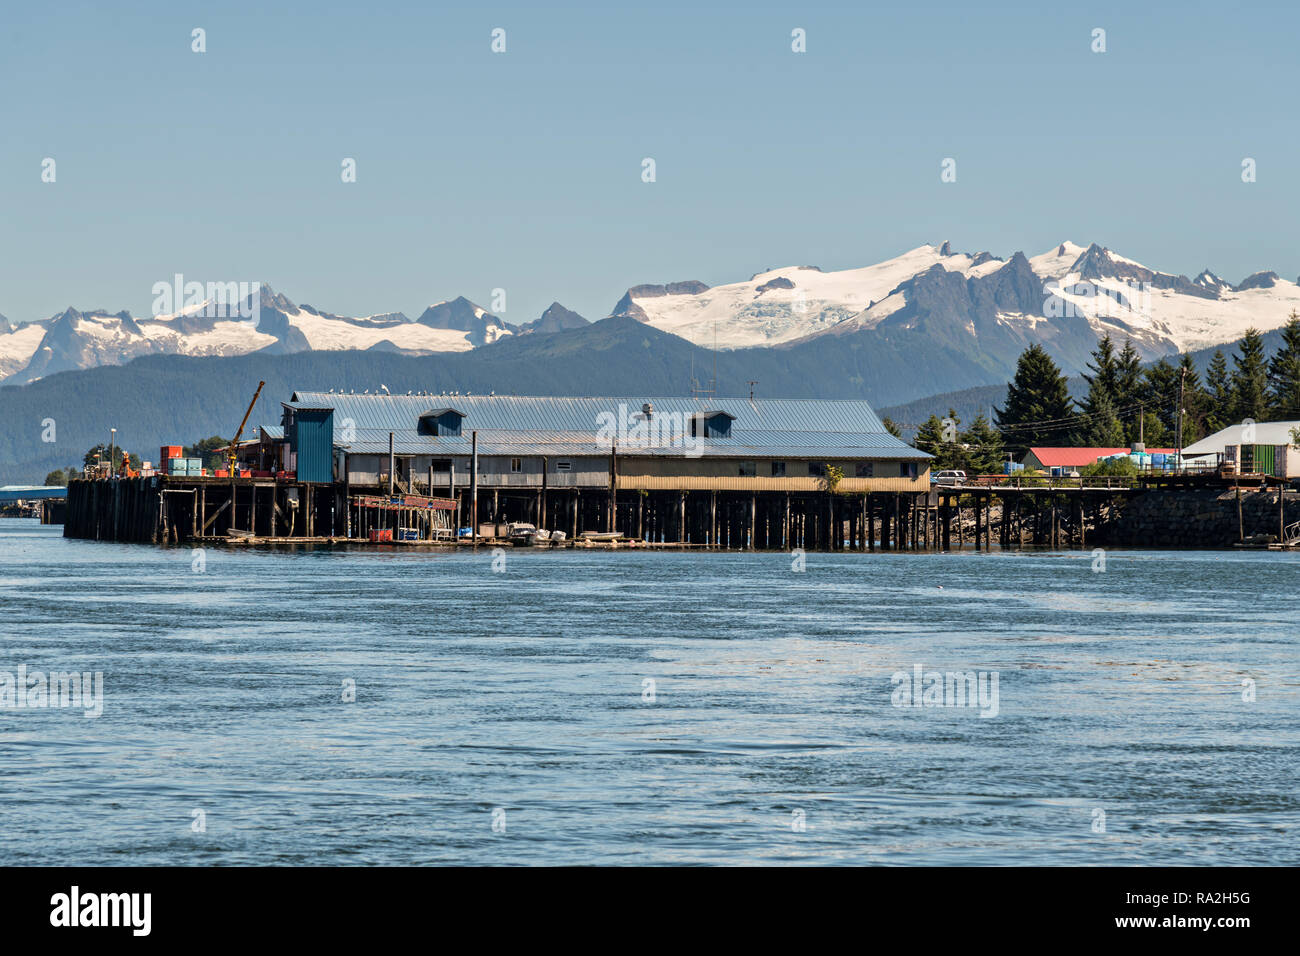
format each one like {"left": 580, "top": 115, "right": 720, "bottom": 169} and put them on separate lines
{"left": 507, "top": 522, "right": 536, "bottom": 545}
{"left": 508, "top": 522, "right": 556, "bottom": 546}
{"left": 578, "top": 531, "right": 620, "bottom": 542}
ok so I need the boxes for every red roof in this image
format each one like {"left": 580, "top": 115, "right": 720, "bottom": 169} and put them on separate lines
{"left": 1026, "top": 447, "right": 1178, "bottom": 467}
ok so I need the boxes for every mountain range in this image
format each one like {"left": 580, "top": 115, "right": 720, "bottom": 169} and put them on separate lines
{"left": 3, "top": 241, "right": 1298, "bottom": 389}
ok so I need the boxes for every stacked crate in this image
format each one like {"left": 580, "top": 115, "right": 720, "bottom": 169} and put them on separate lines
{"left": 167, "top": 457, "right": 203, "bottom": 476}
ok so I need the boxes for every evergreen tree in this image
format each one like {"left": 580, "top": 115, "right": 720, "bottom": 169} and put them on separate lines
{"left": 1176, "top": 353, "right": 1212, "bottom": 444}
{"left": 1115, "top": 340, "right": 1144, "bottom": 443}
{"left": 1083, "top": 390, "right": 1125, "bottom": 446}
{"left": 44, "top": 469, "right": 69, "bottom": 487}
{"left": 1230, "top": 328, "right": 1270, "bottom": 422}
{"left": 995, "top": 344, "right": 1078, "bottom": 452}
{"left": 1079, "top": 335, "right": 1119, "bottom": 437}
{"left": 1205, "top": 350, "right": 1232, "bottom": 432}
{"left": 1080, "top": 335, "right": 1120, "bottom": 410}
{"left": 1266, "top": 312, "right": 1300, "bottom": 419}
{"left": 1141, "top": 357, "right": 1180, "bottom": 435}
{"left": 914, "top": 409, "right": 964, "bottom": 470}
{"left": 960, "top": 413, "right": 1004, "bottom": 475}
{"left": 881, "top": 417, "right": 902, "bottom": 439}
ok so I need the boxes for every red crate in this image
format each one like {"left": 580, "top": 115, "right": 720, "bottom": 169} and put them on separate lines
{"left": 368, "top": 528, "right": 393, "bottom": 542}
{"left": 160, "top": 445, "right": 183, "bottom": 461}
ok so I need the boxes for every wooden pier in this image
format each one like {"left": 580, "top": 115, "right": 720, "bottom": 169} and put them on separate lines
{"left": 63, "top": 473, "right": 1153, "bottom": 552}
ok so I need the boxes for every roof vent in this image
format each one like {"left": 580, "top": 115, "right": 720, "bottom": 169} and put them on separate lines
{"left": 642, "top": 402, "right": 653, "bottom": 420}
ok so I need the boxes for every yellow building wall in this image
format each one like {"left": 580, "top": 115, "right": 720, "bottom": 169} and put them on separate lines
{"left": 616, "top": 457, "right": 929, "bottom": 492}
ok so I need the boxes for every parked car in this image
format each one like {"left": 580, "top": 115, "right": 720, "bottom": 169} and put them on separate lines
{"left": 931, "top": 470, "right": 967, "bottom": 486}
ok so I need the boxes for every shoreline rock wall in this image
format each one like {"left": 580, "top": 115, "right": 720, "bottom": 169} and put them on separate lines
{"left": 1095, "top": 487, "right": 1298, "bottom": 548}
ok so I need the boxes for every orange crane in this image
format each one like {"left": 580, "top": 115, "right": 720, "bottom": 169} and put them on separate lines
{"left": 228, "top": 381, "right": 266, "bottom": 476}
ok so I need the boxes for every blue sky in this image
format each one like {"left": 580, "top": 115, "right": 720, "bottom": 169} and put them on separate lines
{"left": 2, "top": 0, "right": 1297, "bottom": 326}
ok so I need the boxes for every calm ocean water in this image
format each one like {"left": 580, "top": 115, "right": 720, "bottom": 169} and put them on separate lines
{"left": 1, "top": 516, "right": 1296, "bottom": 865}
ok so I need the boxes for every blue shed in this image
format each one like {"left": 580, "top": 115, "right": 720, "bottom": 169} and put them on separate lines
{"left": 285, "top": 405, "right": 335, "bottom": 482}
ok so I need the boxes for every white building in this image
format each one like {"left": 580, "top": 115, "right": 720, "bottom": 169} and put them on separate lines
{"left": 1182, "top": 420, "right": 1300, "bottom": 469}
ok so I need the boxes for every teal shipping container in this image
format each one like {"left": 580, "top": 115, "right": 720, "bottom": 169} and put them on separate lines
{"left": 286, "top": 407, "right": 334, "bottom": 483}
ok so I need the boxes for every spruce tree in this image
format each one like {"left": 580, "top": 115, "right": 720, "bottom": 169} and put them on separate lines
{"left": 995, "top": 344, "right": 1077, "bottom": 453}
{"left": 1177, "top": 353, "right": 1212, "bottom": 444}
{"left": 914, "top": 413, "right": 956, "bottom": 469}
{"left": 1266, "top": 312, "right": 1300, "bottom": 419}
{"left": 1083, "top": 390, "right": 1125, "bottom": 446}
{"left": 1230, "top": 328, "right": 1270, "bottom": 422}
{"left": 960, "top": 413, "right": 1004, "bottom": 475}
{"left": 1142, "top": 357, "right": 1180, "bottom": 435}
{"left": 1079, "top": 336, "right": 1119, "bottom": 437}
{"left": 1205, "top": 350, "right": 1231, "bottom": 432}
{"left": 1081, "top": 335, "right": 1120, "bottom": 410}
{"left": 1116, "top": 340, "right": 1144, "bottom": 442}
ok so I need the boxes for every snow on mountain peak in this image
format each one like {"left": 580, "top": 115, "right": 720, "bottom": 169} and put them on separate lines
{"left": 617, "top": 241, "right": 1300, "bottom": 355}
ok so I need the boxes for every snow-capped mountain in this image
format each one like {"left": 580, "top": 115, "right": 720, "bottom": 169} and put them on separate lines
{"left": 0, "top": 286, "right": 517, "bottom": 384}
{"left": 615, "top": 241, "right": 1300, "bottom": 364}
{"left": 4, "top": 243, "right": 1298, "bottom": 386}
{"left": 516, "top": 302, "right": 590, "bottom": 336}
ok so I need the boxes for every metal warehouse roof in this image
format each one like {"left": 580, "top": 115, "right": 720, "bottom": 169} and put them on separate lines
{"left": 289, "top": 392, "right": 887, "bottom": 433}
{"left": 337, "top": 427, "right": 927, "bottom": 459}
{"left": 284, "top": 391, "right": 928, "bottom": 459}
{"left": 0, "top": 485, "right": 66, "bottom": 501}
{"left": 1182, "top": 421, "right": 1300, "bottom": 457}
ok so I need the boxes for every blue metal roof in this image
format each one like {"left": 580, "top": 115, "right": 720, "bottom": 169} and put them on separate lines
{"left": 286, "top": 392, "right": 929, "bottom": 459}
{"left": 0, "top": 485, "right": 67, "bottom": 501}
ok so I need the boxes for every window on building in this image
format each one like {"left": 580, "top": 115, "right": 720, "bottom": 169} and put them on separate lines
{"left": 770, "top": 460, "right": 786, "bottom": 477}
{"left": 691, "top": 411, "right": 735, "bottom": 439}
{"left": 905, "top": 462, "right": 918, "bottom": 478}
{"left": 555, "top": 460, "right": 572, "bottom": 472}
{"left": 510, "top": 457, "right": 522, "bottom": 473}
{"left": 855, "top": 462, "right": 874, "bottom": 478}
{"left": 738, "top": 461, "right": 756, "bottom": 477}
{"left": 808, "top": 462, "right": 826, "bottom": 478}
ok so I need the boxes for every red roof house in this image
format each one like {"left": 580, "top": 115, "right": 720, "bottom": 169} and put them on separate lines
{"left": 1022, "top": 447, "right": 1177, "bottom": 471}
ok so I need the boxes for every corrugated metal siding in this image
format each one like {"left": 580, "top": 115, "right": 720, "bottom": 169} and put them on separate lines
{"left": 617, "top": 476, "right": 928, "bottom": 492}
{"left": 332, "top": 427, "right": 927, "bottom": 460}
{"left": 294, "top": 409, "right": 334, "bottom": 482}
